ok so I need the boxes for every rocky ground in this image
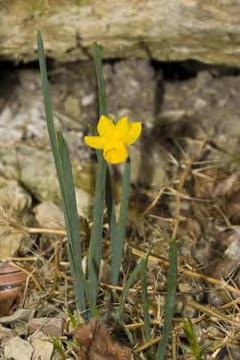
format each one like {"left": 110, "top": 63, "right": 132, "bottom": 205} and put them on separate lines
{"left": 0, "top": 58, "right": 240, "bottom": 359}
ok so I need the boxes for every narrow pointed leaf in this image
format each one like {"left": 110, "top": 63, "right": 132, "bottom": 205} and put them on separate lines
{"left": 37, "top": 31, "right": 87, "bottom": 314}
{"left": 94, "top": 42, "right": 106, "bottom": 117}
{"left": 117, "top": 259, "right": 144, "bottom": 321}
{"left": 86, "top": 42, "right": 109, "bottom": 304}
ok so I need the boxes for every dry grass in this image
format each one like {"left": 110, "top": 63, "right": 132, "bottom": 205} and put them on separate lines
{"left": 1, "top": 139, "right": 240, "bottom": 359}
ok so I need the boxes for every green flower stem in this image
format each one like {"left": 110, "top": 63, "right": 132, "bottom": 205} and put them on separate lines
{"left": 93, "top": 42, "right": 132, "bottom": 286}
{"left": 86, "top": 43, "right": 107, "bottom": 306}
{"left": 87, "top": 160, "right": 107, "bottom": 306}
{"left": 111, "top": 160, "right": 131, "bottom": 284}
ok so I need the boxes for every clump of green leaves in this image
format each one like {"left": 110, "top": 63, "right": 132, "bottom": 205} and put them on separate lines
{"left": 37, "top": 32, "right": 132, "bottom": 315}
{"left": 38, "top": 31, "right": 178, "bottom": 359}
{"left": 50, "top": 337, "right": 67, "bottom": 360}
{"left": 183, "top": 319, "right": 204, "bottom": 360}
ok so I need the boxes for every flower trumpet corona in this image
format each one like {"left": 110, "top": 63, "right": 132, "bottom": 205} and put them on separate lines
{"left": 84, "top": 116, "right": 142, "bottom": 164}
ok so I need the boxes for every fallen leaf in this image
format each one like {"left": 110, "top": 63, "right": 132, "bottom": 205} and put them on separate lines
{"left": 213, "top": 171, "right": 240, "bottom": 197}
{"left": 28, "top": 317, "right": 65, "bottom": 337}
{"left": 74, "top": 319, "right": 133, "bottom": 360}
{"left": 0, "top": 325, "right": 14, "bottom": 343}
{"left": 4, "top": 337, "right": 33, "bottom": 360}
{"left": 29, "top": 331, "right": 54, "bottom": 360}
{"left": 0, "top": 309, "right": 34, "bottom": 324}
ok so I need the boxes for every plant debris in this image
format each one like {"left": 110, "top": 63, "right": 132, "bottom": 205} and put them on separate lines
{"left": 0, "top": 60, "right": 240, "bottom": 359}
{"left": 74, "top": 319, "right": 133, "bottom": 360}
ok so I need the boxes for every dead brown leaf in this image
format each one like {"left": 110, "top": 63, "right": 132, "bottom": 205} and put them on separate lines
{"left": 213, "top": 171, "right": 240, "bottom": 197}
{"left": 28, "top": 317, "right": 65, "bottom": 337}
{"left": 74, "top": 319, "right": 133, "bottom": 360}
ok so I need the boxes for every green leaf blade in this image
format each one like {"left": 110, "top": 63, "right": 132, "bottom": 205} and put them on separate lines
{"left": 94, "top": 42, "right": 106, "bottom": 117}
{"left": 37, "top": 31, "right": 87, "bottom": 315}
{"left": 117, "top": 259, "right": 144, "bottom": 321}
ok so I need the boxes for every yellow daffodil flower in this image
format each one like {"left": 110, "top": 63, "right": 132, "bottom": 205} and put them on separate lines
{"left": 84, "top": 115, "right": 142, "bottom": 164}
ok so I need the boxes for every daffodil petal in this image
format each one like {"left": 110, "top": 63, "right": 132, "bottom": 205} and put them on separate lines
{"left": 84, "top": 136, "right": 105, "bottom": 149}
{"left": 125, "top": 122, "right": 142, "bottom": 144}
{"left": 115, "top": 117, "right": 130, "bottom": 140}
{"left": 97, "top": 115, "right": 114, "bottom": 137}
{"left": 103, "top": 143, "right": 128, "bottom": 164}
